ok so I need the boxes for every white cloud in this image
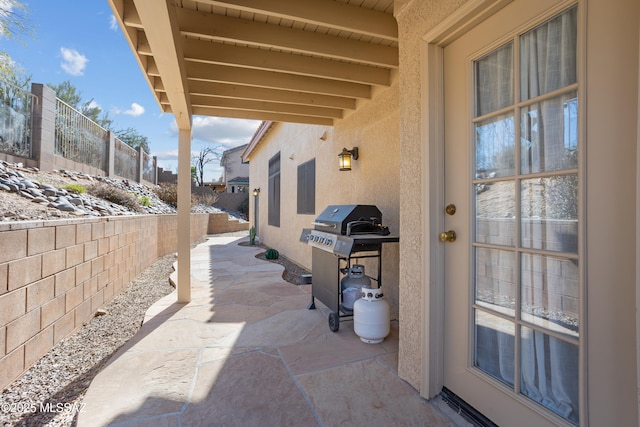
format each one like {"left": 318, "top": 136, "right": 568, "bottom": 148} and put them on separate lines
{"left": 153, "top": 149, "right": 179, "bottom": 163}
{"left": 169, "top": 117, "right": 261, "bottom": 147}
{"left": 109, "top": 15, "right": 118, "bottom": 31}
{"left": 113, "top": 102, "right": 145, "bottom": 117}
{"left": 85, "top": 99, "right": 101, "bottom": 110}
{"left": 60, "top": 47, "right": 88, "bottom": 76}
{"left": 124, "top": 103, "right": 145, "bottom": 117}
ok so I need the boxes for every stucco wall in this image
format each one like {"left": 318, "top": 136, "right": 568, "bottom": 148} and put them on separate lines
{"left": 247, "top": 77, "right": 401, "bottom": 319}
{"left": 395, "top": 0, "right": 467, "bottom": 392}
{"left": 0, "top": 213, "right": 212, "bottom": 391}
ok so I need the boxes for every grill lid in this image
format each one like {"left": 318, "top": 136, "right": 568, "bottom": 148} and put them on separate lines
{"left": 313, "top": 205, "right": 382, "bottom": 235}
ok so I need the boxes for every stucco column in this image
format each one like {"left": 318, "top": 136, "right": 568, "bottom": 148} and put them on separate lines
{"left": 177, "top": 128, "right": 192, "bottom": 303}
{"left": 30, "top": 83, "right": 56, "bottom": 171}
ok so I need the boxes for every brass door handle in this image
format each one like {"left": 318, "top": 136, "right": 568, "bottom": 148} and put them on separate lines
{"left": 439, "top": 230, "right": 456, "bottom": 243}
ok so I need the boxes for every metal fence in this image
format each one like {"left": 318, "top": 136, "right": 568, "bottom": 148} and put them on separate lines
{"left": 55, "top": 99, "right": 108, "bottom": 170}
{"left": 0, "top": 82, "right": 36, "bottom": 158}
{"left": 114, "top": 137, "right": 138, "bottom": 181}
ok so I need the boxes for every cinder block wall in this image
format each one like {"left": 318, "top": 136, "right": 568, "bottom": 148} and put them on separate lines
{"left": 207, "top": 212, "right": 249, "bottom": 234}
{"left": 0, "top": 213, "right": 211, "bottom": 390}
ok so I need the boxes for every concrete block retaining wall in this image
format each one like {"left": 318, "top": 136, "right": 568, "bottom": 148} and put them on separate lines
{"left": 0, "top": 212, "right": 246, "bottom": 391}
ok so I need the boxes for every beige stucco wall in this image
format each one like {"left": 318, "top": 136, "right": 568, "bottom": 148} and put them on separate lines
{"left": 395, "top": 0, "right": 467, "bottom": 392}
{"left": 247, "top": 78, "right": 401, "bottom": 319}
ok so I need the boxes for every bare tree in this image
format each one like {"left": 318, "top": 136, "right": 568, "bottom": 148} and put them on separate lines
{"left": 192, "top": 146, "right": 223, "bottom": 187}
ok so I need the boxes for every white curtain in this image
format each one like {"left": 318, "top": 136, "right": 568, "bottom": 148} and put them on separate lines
{"left": 474, "top": 5, "right": 579, "bottom": 424}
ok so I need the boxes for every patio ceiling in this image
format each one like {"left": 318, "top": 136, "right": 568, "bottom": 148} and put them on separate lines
{"left": 108, "top": 0, "right": 398, "bottom": 128}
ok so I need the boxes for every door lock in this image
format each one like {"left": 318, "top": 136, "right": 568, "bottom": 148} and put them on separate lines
{"left": 439, "top": 230, "right": 457, "bottom": 243}
{"left": 445, "top": 204, "right": 456, "bottom": 216}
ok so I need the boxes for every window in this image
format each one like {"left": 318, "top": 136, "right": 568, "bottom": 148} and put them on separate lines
{"left": 472, "top": 6, "right": 580, "bottom": 424}
{"left": 268, "top": 152, "right": 280, "bottom": 226}
{"left": 297, "top": 159, "right": 315, "bottom": 214}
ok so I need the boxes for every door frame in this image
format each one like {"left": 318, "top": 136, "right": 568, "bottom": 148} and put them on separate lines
{"left": 418, "top": 1, "right": 586, "bottom": 416}
{"left": 419, "top": 0, "right": 516, "bottom": 399}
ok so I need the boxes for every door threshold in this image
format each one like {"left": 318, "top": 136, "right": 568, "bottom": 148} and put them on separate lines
{"left": 441, "top": 387, "right": 498, "bottom": 427}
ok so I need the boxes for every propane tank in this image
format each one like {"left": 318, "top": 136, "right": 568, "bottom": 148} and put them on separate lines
{"left": 354, "top": 287, "right": 390, "bottom": 344}
{"left": 341, "top": 264, "right": 371, "bottom": 310}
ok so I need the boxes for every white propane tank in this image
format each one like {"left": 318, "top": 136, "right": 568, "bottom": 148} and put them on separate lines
{"left": 353, "top": 287, "right": 390, "bottom": 344}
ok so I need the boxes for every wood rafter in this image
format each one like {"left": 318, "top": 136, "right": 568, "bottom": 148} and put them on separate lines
{"left": 108, "top": 0, "right": 398, "bottom": 126}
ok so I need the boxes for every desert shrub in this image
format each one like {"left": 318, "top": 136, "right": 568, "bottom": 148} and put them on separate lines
{"left": 88, "top": 183, "right": 143, "bottom": 212}
{"left": 63, "top": 183, "right": 86, "bottom": 194}
{"left": 154, "top": 183, "right": 178, "bottom": 207}
{"left": 239, "top": 194, "right": 249, "bottom": 219}
{"left": 139, "top": 196, "right": 151, "bottom": 207}
{"left": 192, "top": 191, "right": 219, "bottom": 206}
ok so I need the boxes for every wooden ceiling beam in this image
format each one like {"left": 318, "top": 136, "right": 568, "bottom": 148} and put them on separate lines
{"left": 196, "top": 0, "right": 397, "bottom": 41}
{"left": 188, "top": 106, "right": 335, "bottom": 126}
{"left": 189, "top": 95, "right": 343, "bottom": 119}
{"left": 177, "top": 8, "right": 398, "bottom": 68}
{"left": 188, "top": 80, "right": 357, "bottom": 110}
{"left": 186, "top": 62, "right": 371, "bottom": 99}
{"left": 182, "top": 38, "right": 390, "bottom": 86}
{"left": 133, "top": 0, "right": 191, "bottom": 128}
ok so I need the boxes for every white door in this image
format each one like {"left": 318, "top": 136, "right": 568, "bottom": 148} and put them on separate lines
{"left": 442, "top": 1, "right": 581, "bottom": 426}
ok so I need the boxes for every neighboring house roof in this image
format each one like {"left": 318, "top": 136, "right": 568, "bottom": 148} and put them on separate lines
{"left": 242, "top": 121, "right": 274, "bottom": 162}
{"left": 227, "top": 176, "right": 249, "bottom": 185}
{"left": 221, "top": 143, "right": 249, "bottom": 166}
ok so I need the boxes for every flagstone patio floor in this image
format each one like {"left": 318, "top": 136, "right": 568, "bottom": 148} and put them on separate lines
{"left": 78, "top": 232, "right": 472, "bottom": 427}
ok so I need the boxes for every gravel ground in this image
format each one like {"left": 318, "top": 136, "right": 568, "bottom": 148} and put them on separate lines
{"left": 0, "top": 254, "right": 177, "bottom": 427}
{"left": 0, "top": 240, "right": 307, "bottom": 427}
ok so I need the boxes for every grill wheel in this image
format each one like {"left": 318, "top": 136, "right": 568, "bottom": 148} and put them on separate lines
{"left": 328, "top": 312, "right": 340, "bottom": 332}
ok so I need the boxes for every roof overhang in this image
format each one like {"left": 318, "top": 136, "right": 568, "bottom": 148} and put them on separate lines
{"left": 107, "top": 0, "right": 398, "bottom": 128}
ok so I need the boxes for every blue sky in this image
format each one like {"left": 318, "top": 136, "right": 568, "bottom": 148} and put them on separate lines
{"left": 1, "top": 0, "right": 261, "bottom": 181}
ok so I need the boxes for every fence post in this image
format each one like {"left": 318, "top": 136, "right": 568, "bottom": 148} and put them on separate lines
{"left": 106, "top": 131, "right": 115, "bottom": 177}
{"left": 30, "top": 83, "right": 56, "bottom": 172}
{"left": 152, "top": 156, "right": 158, "bottom": 184}
{"left": 137, "top": 146, "right": 143, "bottom": 183}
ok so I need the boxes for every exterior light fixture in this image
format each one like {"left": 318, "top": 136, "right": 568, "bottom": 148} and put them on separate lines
{"left": 252, "top": 188, "right": 260, "bottom": 196}
{"left": 338, "top": 147, "right": 358, "bottom": 171}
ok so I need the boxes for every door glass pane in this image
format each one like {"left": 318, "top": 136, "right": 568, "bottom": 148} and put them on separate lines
{"left": 521, "top": 253, "right": 579, "bottom": 337}
{"left": 520, "top": 326, "right": 579, "bottom": 425}
{"left": 475, "top": 42, "right": 513, "bottom": 117}
{"left": 475, "top": 114, "right": 515, "bottom": 178}
{"left": 520, "top": 5, "right": 578, "bottom": 101}
{"left": 476, "top": 181, "right": 515, "bottom": 246}
{"left": 474, "top": 310, "right": 514, "bottom": 387}
{"left": 520, "top": 93, "right": 578, "bottom": 174}
{"left": 475, "top": 247, "right": 516, "bottom": 316}
{"left": 471, "top": 6, "right": 579, "bottom": 423}
{"left": 521, "top": 175, "right": 578, "bottom": 252}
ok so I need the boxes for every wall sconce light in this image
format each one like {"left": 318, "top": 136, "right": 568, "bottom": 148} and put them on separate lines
{"left": 252, "top": 188, "right": 260, "bottom": 196}
{"left": 338, "top": 147, "right": 358, "bottom": 171}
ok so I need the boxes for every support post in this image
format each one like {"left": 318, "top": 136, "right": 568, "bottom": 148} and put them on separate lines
{"left": 177, "top": 128, "right": 192, "bottom": 303}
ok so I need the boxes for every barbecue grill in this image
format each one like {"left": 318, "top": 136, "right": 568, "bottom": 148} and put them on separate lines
{"left": 300, "top": 205, "right": 399, "bottom": 332}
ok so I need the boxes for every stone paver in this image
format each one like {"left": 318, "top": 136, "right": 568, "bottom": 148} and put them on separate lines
{"left": 79, "top": 233, "right": 468, "bottom": 427}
